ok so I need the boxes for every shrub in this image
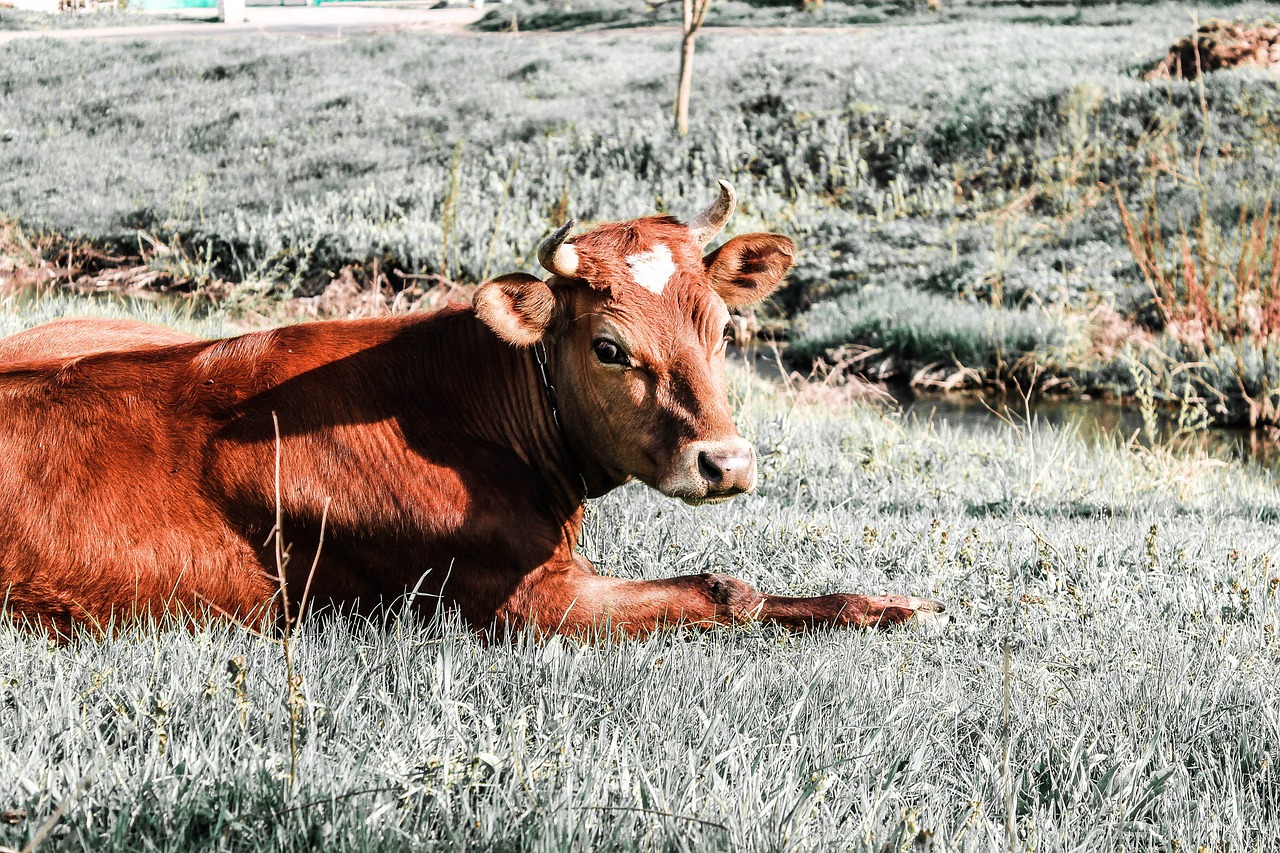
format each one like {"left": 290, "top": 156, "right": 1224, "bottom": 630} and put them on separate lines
{"left": 789, "top": 282, "right": 1064, "bottom": 372}
{"left": 1116, "top": 182, "right": 1280, "bottom": 425}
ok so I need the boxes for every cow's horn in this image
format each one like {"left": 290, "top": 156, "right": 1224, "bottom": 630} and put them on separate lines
{"left": 686, "top": 180, "right": 736, "bottom": 248}
{"left": 538, "top": 220, "right": 580, "bottom": 279}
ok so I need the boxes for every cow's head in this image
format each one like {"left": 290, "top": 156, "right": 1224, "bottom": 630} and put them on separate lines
{"left": 474, "top": 182, "right": 794, "bottom": 504}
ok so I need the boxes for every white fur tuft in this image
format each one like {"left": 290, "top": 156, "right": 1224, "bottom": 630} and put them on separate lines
{"left": 625, "top": 244, "right": 676, "bottom": 295}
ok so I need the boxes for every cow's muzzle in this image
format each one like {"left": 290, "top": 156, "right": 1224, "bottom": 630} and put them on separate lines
{"left": 663, "top": 438, "right": 756, "bottom": 504}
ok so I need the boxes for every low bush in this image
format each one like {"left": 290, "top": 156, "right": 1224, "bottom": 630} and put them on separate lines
{"left": 790, "top": 282, "right": 1064, "bottom": 373}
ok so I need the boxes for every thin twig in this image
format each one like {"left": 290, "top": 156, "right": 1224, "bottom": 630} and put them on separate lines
{"left": 272, "top": 411, "right": 299, "bottom": 793}
{"left": 273, "top": 786, "right": 402, "bottom": 818}
{"left": 296, "top": 497, "right": 331, "bottom": 626}
{"left": 1002, "top": 542, "right": 1016, "bottom": 852}
{"left": 273, "top": 412, "right": 291, "bottom": 630}
{"left": 574, "top": 805, "right": 729, "bottom": 832}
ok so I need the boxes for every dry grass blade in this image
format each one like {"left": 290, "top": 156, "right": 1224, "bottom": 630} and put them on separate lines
{"left": 18, "top": 764, "right": 97, "bottom": 853}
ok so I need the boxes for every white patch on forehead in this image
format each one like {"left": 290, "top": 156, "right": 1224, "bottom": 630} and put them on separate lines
{"left": 625, "top": 243, "right": 676, "bottom": 295}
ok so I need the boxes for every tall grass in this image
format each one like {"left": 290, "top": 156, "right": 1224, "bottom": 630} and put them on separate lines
{"left": 0, "top": 6, "right": 193, "bottom": 30}
{"left": 1109, "top": 57, "right": 1280, "bottom": 428}
{"left": 0, "top": 288, "right": 232, "bottom": 338}
{"left": 1, "top": 18, "right": 1254, "bottom": 290}
{"left": 474, "top": 0, "right": 1264, "bottom": 32}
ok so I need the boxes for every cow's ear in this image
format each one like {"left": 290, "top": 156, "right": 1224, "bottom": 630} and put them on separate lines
{"left": 474, "top": 273, "right": 556, "bottom": 346}
{"left": 703, "top": 233, "right": 795, "bottom": 307}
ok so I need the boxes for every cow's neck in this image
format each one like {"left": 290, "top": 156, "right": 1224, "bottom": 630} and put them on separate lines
{"left": 528, "top": 336, "right": 625, "bottom": 501}
{"left": 411, "top": 311, "right": 594, "bottom": 522}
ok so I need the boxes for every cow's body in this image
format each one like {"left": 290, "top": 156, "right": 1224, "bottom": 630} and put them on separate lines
{"left": 0, "top": 310, "right": 584, "bottom": 632}
{"left": 1, "top": 186, "right": 944, "bottom": 637}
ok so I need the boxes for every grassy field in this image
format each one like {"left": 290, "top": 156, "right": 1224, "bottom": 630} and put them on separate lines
{"left": 3, "top": 7, "right": 1280, "bottom": 422}
{"left": 4, "top": 14, "right": 1280, "bottom": 849}
{"left": 3, "top": 295, "right": 1280, "bottom": 851}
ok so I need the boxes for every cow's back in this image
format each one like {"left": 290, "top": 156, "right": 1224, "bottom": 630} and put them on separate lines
{"left": 0, "top": 317, "right": 198, "bottom": 362}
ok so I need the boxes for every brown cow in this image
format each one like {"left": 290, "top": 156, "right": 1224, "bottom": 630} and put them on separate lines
{"left": 0, "top": 183, "right": 945, "bottom": 638}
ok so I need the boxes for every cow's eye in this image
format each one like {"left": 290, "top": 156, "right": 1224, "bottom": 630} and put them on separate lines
{"left": 722, "top": 323, "right": 735, "bottom": 343}
{"left": 593, "top": 337, "right": 630, "bottom": 367}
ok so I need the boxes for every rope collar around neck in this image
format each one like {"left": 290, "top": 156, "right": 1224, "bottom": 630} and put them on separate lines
{"left": 532, "top": 340, "right": 588, "bottom": 500}
{"left": 532, "top": 340, "right": 563, "bottom": 434}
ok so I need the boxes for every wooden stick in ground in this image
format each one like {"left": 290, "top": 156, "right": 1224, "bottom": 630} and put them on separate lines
{"left": 674, "top": 0, "right": 713, "bottom": 135}
{"left": 271, "top": 411, "right": 300, "bottom": 793}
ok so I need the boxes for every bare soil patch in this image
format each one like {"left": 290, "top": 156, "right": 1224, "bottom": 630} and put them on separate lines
{"left": 1143, "top": 18, "right": 1280, "bottom": 80}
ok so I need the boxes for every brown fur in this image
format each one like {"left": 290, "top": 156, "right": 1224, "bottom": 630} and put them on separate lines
{"left": 0, "top": 212, "right": 943, "bottom": 639}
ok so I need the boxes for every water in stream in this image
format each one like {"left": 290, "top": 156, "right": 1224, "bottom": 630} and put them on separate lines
{"left": 740, "top": 348, "right": 1280, "bottom": 472}
{"left": 887, "top": 384, "right": 1280, "bottom": 471}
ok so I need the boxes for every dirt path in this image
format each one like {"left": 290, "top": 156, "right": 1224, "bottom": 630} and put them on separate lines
{"left": 0, "top": 6, "right": 876, "bottom": 43}
{"left": 0, "top": 5, "right": 484, "bottom": 42}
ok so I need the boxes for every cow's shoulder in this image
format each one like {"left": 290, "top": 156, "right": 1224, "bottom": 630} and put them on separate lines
{"left": 185, "top": 308, "right": 476, "bottom": 418}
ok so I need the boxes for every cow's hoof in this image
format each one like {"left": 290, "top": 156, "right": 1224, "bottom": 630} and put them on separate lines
{"left": 892, "top": 596, "right": 948, "bottom": 634}
{"left": 907, "top": 605, "right": 950, "bottom": 635}
{"left": 850, "top": 594, "right": 947, "bottom": 630}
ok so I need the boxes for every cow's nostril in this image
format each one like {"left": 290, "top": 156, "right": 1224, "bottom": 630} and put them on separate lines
{"left": 698, "top": 451, "right": 725, "bottom": 486}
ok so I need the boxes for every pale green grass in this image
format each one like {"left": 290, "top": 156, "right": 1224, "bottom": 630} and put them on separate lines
{"left": 0, "top": 290, "right": 231, "bottom": 339}
{"left": 3, "top": 297, "right": 1280, "bottom": 850}
{"left": 6, "top": 12, "right": 1280, "bottom": 420}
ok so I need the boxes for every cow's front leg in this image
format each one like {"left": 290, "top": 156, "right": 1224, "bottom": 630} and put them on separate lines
{"left": 500, "top": 556, "right": 945, "bottom": 637}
